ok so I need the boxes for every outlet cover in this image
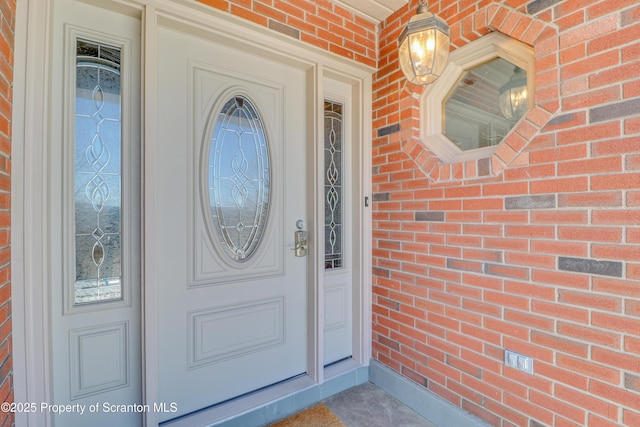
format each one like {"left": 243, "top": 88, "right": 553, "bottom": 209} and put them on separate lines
{"left": 504, "top": 349, "right": 534, "bottom": 374}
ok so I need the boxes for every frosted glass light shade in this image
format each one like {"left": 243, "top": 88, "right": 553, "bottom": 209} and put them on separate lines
{"left": 398, "top": 4, "right": 450, "bottom": 85}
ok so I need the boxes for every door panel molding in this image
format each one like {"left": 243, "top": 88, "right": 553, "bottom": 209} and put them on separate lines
{"left": 69, "top": 322, "right": 129, "bottom": 399}
{"left": 187, "top": 297, "right": 285, "bottom": 369}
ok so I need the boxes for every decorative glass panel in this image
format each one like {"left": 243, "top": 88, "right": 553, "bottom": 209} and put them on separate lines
{"left": 324, "top": 101, "right": 343, "bottom": 270}
{"left": 209, "top": 96, "right": 270, "bottom": 262}
{"left": 74, "top": 39, "right": 123, "bottom": 304}
{"left": 444, "top": 58, "right": 528, "bottom": 151}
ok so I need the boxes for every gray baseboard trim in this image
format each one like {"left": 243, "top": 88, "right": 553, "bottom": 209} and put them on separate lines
{"left": 369, "top": 360, "right": 491, "bottom": 427}
{"left": 207, "top": 361, "right": 369, "bottom": 427}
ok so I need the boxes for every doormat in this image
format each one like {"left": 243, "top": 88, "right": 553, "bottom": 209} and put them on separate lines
{"left": 269, "top": 403, "right": 346, "bottom": 427}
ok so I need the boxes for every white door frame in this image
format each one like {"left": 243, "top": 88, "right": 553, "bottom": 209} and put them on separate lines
{"left": 12, "top": 1, "right": 372, "bottom": 425}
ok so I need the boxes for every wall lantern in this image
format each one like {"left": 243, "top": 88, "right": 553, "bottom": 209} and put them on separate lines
{"left": 398, "top": 0, "right": 450, "bottom": 85}
{"left": 499, "top": 67, "right": 528, "bottom": 120}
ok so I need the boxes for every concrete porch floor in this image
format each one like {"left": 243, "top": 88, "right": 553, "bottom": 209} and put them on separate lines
{"left": 321, "top": 382, "right": 437, "bottom": 427}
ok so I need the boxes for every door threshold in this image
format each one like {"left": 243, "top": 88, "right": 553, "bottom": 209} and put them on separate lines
{"left": 159, "top": 360, "right": 369, "bottom": 427}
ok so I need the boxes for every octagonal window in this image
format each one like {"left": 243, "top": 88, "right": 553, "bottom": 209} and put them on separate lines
{"left": 444, "top": 58, "right": 527, "bottom": 152}
{"left": 421, "top": 33, "right": 534, "bottom": 163}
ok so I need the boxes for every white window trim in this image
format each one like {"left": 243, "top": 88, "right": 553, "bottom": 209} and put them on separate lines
{"left": 421, "top": 32, "right": 535, "bottom": 164}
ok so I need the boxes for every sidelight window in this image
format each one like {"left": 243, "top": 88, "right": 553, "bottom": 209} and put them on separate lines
{"left": 74, "top": 39, "right": 123, "bottom": 304}
{"left": 324, "top": 100, "right": 344, "bottom": 270}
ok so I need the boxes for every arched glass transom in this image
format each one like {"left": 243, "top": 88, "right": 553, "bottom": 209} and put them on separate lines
{"left": 208, "top": 95, "right": 271, "bottom": 262}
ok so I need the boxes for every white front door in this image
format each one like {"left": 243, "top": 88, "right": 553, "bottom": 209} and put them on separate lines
{"left": 48, "top": 1, "right": 142, "bottom": 426}
{"left": 15, "top": 2, "right": 372, "bottom": 426}
{"left": 153, "top": 24, "right": 308, "bottom": 421}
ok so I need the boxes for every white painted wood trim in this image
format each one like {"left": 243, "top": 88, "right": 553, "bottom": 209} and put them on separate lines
{"left": 358, "top": 74, "right": 373, "bottom": 366}
{"left": 349, "top": 72, "right": 373, "bottom": 367}
{"left": 142, "top": 5, "right": 159, "bottom": 427}
{"left": 12, "top": 1, "right": 53, "bottom": 426}
{"left": 309, "top": 63, "right": 324, "bottom": 385}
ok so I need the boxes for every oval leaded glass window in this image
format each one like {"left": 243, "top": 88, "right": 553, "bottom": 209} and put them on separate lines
{"left": 208, "top": 95, "right": 271, "bottom": 262}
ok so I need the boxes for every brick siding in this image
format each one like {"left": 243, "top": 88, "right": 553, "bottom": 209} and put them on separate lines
{"left": 196, "top": 0, "right": 377, "bottom": 68}
{"left": 373, "top": 1, "right": 640, "bottom": 426}
{"left": 0, "top": 0, "right": 12, "bottom": 425}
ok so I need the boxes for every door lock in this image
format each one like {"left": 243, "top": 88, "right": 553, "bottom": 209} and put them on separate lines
{"left": 292, "top": 220, "right": 307, "bottom": 257}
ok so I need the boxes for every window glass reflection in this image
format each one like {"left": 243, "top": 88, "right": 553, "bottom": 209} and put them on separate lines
{"left": 444, "top": 58, "right": 528, "bottom": 152}
{"left": 74, "top": 39, "right": 123, "bottom": 304}
{"left": 208, "top": 96, "right": 271, "bottom": 262}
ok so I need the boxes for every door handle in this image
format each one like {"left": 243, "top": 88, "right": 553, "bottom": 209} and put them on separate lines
{"left": 291, "top": 220, "right": 307, "bottom": 257}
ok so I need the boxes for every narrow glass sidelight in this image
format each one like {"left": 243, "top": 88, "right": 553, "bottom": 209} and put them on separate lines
{"left": 74, "top": 39, "right": 123, "bottom": 304}
{"left": 208, "top": 95, "right": 271, "bottom": 262}
{"left": 324, "top": 101, "right": 343, "bottom": 270}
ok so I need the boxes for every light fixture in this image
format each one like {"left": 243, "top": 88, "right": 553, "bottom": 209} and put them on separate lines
{"left": 499, "top": 67, "right": 528, "bottom": 120}
{"left": 398, "top": 0, "right": 450, "bottom": 85}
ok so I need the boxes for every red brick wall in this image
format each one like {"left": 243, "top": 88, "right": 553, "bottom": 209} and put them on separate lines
{"left": 196, "top": 0, "right": 377, "bottom": 68}
{"left": 373, "top": 1, "right": 640, "bottom": 426}
{"left": 0, "top": 0, "right": 12, "bottom": 425}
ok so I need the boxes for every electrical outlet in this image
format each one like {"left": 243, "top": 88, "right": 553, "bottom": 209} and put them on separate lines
{"left": 504, "top": 349, "right": 534, "bottom": 374}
